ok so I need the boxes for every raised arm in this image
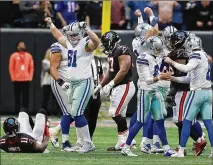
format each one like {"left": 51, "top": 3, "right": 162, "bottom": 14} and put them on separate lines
{"left": 45, "top": 17, "right": 67, "bottom": 48}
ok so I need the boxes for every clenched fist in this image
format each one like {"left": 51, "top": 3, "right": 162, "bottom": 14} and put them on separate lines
{"left": 79, "top": 22, "right": 90, "bottom": 32}
{"left": 44, "top": 17, "right": 52, "bottom": 26}
{"left": 134, "top": 9, "right": 142, "bottom": 17}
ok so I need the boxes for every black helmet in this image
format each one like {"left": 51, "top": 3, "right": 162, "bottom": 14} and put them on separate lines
{"left": 101, "top": 31, "right": 121, "bottom": 55}
{"left": 170, "top": 30, "right": 188, "bottom": 50}
{"left": 3, "top": 117, "right": 19, "bottom": 137}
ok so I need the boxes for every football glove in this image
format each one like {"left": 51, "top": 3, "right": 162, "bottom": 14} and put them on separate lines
{"left": 93, "top": 84, "right": 102, "bottom": 99}
{"left": 79, "top": 22, "right": 90, "bottom": 32}
{"left": 56, "top": 78, "right": 70, "bottom": 92}
{"left": 101, "top": 81, "right": 114, "bottom": 97}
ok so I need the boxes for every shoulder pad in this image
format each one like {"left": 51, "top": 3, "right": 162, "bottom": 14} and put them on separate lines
{"left": 50, "top": 42, "right": 62, "bottom": 53}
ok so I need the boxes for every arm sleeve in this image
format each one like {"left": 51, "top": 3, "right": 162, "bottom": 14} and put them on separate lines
{"left": 171, "top": 74, "right": 190, "bottom": 83}
{"left": 29, "top": 55, "right": 34, "bottom": 81}
{"left": 172, "top": 58, "right": 199, "bottom": 73}
{"left": 137, "top": 58, "right": 154, "bottom": 85}
{"left": 9, "top": 54, "right": 15, "bottom": 81}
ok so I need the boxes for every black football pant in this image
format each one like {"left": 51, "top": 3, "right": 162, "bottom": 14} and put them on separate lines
{"left": 13, "top": 81, "right": 30, "bottom": 114}
{"left": 84, "top": 94, "right": 101, "bottom": 138}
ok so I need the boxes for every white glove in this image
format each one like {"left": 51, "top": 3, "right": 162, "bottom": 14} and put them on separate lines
{"left": 163, "top": 57, "right": 173, "bottom": 65}
{"left": 101, "top": 81, "right": 115, "bottom": 97}
{"left": 79, "top": 21, "right": 90, "bottom": 32}
{"left": 61, "top": 82, "right": 70, "bottom": 92}
{"left": 93, "top": 84, "right": 102, "bottom": 99}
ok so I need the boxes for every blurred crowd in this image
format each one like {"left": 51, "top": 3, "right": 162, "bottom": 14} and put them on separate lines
{"left": 0, "top": 0, "right": 212, "bottom": 30}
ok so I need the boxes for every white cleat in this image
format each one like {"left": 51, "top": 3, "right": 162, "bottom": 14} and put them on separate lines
{"left": 141, "top": 144, "right": 152, "bottom": 154}
{"left": 121, "top": 146, "right": 138, "bottom": 156}
{"left": 49, "top": 127, "right": 60, "bottom": 148}
{"left": 69, "top": 142, "right": 82, "bottom": 152}
{"left": 76, "top": 140, "right": 95, "bottom": 154}
{"left": 209, "top": 153, "right": 213, "bottom": 158}
{"left": 43, "top": 149, "right": 50, "bottom": 153}
{"left": 171, "top": 152, "right": 184, "bottom": 158}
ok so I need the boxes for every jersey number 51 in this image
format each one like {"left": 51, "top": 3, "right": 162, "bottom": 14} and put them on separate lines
{"left": 68, "top": 50, "right": 77, "bottom": 67}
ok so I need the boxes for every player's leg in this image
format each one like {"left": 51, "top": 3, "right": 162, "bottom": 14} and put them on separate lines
{"left": 140, "top": 113, "right": 151, "bottom": 150}
{"left": 32, "top": 109, "right": 48, "bottom": 142}
{"left": 71, "top": 78, "right": 94, "bottom": 153}
{"left": 172, "top": 91, "right": 199, "bottom": 157}
{"left": 142, "top": 115, "right": 153, "bottom": 153}
{"left": 151, "top": 91, "right": 173, "bottom": 156}
{"left": 51, "top": 79, "right": 74, "bottom": 150}
{"left": 121, "top": 89, "right": 150, "bottom": 156}
{"left": 200, "top": 90, "right": 213, "bottom": 158}
{"left": 18, "top": 110, "right": 33, "bottom": 134}
{"left": 107, "top": 82, "right": 135, "bottom": 151}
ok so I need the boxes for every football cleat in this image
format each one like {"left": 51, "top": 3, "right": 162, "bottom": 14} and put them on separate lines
{"left": 121, "top": 146, "right": 138, "bottom": 157}
{"left": 50, "top": 137, "right": 59, "bottom": 148}
{"left": 43, "top": 149, "right": 50, "bottom": 153}
{"left": 209, "top": 153, "right": 213, "bottom": 158}
{"left": 174, "top": 147, "right": 187, "bottom": 156}
{"left": 194, "top": 139, "right": 207, "bottom": 156}
{"left": 69, "top": 142, "right": 83, "bottom": 152}
{"left": 61, "top": 141, "right": 73, "bottom": 152}
{"left": 141, "top": 144, "right": 151, "bottom": 154}
{"left": 49, "top": 127, "right": 60, "bottom": 148}
{"left": 164, "top": 149, "right": 175, "bottom": 157}
{"left": 76, "top": 140, "right": 95, "bottom": 154}
{"left": 151, "top": 142, "right": 164, "bottom": 154}
{"left": 171, "top": 152, "right": 184, "bottom": 158}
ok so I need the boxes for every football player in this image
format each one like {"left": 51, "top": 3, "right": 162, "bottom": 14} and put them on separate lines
{"left": 45, "top": 17, "right": 100, "bottom": 153}
{"left": 93, "top": 31, "right": 136, "bottom": 151}
{"left": 0, "top": 109, "right": 49, "bottom": 153}
{"left": 164, "top": 34, "right": 213, "bottom": 158}
{"left": 49, "top": 42, "right": 74, "bottom": 151}
{"left": 121, "top": 36, "right": 174, "bottom": 156}
{"left": 164, "top": 31, "right": 207, "bottom": 156}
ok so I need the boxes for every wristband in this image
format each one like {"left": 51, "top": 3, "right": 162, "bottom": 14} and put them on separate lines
{"left": 50, "top": 23, "right": 56, "bottom": 29}
{"left": 56, "top": 78, "right": 64, "bottom": 86}
{"left": 109, "top": 80, "right": 115, "bottom": 87}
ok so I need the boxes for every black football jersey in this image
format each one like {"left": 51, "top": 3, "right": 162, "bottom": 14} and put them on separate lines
{"left": 0, "top": 133, "right": 40, "bottom": 153}
{"left": 108, "top": 45, "right": 133, "bottom": 86}
{"left": 168, "top": 49, "right": 190, "bottom": 91}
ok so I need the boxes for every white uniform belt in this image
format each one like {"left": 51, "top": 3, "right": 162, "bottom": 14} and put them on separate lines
{"left": 190, "top": 87, "right": 212, "bottom": 91}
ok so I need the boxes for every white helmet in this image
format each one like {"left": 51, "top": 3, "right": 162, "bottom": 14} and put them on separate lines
{"left": 135, "top": 23, "right": 152, "bottom": 38}
{"left": 62, "top": 22, "right": 84, "bottom": 46}
{"left": 162, "top": 26, "right": 177, "bottom": 49}
{"left": 184, "top": 35, "right": 202, "bottom": 54}
{"left": 146, "top": 36, "right": 164, "bottom": 56}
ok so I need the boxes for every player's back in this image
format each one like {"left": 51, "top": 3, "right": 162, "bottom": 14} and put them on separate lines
{"left": 136, "top": 52, "right": 158, "bottom": 90}
{"left": 50, "top": 42, "right": 69, "bottom": 81}
{"left": 189, "top": 50, "right": 211, "bottom": 90}
{"left": 66, "top": 37, "right": 93, "bottom": 81}
{"left": 0, "top": 133, "right": 39, "bottom": 153}
{"left": 108, "top": 44, "right": 133, "bottom": 86}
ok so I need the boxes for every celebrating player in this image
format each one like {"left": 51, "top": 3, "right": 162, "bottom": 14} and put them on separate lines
{"left": 164, "top": 31, "right": 208, "bottom": 156}
{"left": 48, "top": 42, "right": 74, "bottom": 151}
{"left": 93, "top": 31, "right": 136, "bottom": 151}
{"left": 121, "top": 36, "right": 174, "bottom": 156}
{"left": 164, "top": 34, "right": 213, "bottom": 158}
{"left": 45, "top": 17, "right": 100, "bottom": 153}
{"left": 0, "top": 110, "right": 49, "bottom": 153}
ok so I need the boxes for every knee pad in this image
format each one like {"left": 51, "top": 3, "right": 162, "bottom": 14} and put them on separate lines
{"left": 108, "top": 108, "right": 116, "bottom": 117}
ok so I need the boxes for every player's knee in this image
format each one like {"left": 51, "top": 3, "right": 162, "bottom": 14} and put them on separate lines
{"left": 108, "top": 108, "right": 116, "bottom": 117}
{"left": 18, "top": 111, "right": 29, "bottom": 120}
{"left": 37, "top": 108, "right": 47, "bottom": 116}
{"left": 35, "top": 113, "right": 46, "bottom": 126}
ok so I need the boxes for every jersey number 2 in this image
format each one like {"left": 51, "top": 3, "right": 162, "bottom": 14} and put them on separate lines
{"left": 68, "top": 50, "right": 77, "bottom": 67}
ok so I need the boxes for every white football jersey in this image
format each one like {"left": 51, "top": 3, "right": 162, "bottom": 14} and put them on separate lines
{"left": 50, "top": 42, "right": 69, "bottom": 81}
{"left": 66, "top": 37, "right": 93, "bottom": 81}
{"left": 187, "top": 50, "right": 211, "bottom": 90}
{"left": 136, "top": 52, "right": 159, "bottom": 90}
{"left": 132, "top": 36, "right": 146, "bottom": 56}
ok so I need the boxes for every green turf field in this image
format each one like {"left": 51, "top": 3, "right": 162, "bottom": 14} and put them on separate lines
{"left": 1, "top": 127, "right": 212, "bottom": 165}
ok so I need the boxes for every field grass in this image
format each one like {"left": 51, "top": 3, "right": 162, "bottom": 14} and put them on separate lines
{"left": 1, "top": 127, "right": 212, "bottom": 165}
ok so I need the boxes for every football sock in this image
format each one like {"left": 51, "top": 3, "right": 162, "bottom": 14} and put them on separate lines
{"left": 76, "top": 128, "right": 83, "bottom": 144}
{"left": 112, "top": 115, "right": 128, "bottom": 133}
{"left": 62, "top": 134, "right": 69, "bottom": 143}
{"left": 146, "top": 118, "right": 154, "bottom": 140}
{"left": 180, "top": 119, "right": 191, "bottom": 147}
{"left": 143, "top": 113, "right": 151, "bottom": 138}
{"left": 61, "top": 115, "right": 73, "bottom": 135}
{"left": 191, "top": 121, "right": 203, "bottom": 138}
{"left": 129, "top": 112, "right": 137, "bottom": 129}
{"left": 153, "top": 122, "right": 160, "bottom": 144}
{"left": 175, "top": 122, "right": 182, "bottom": 145}
{"left": 155, "top": 119, "right": 168, "bottom": 146}
{"left": 126, "top": 121, "right": 143, "bottom": 145}
{"left": 203, "top": 119, "right": 213, "bottom": 147}
{"left": 75, "top": 115, "right": 91, "bottom": 142}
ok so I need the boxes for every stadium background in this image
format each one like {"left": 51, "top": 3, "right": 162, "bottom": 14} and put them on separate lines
{"left": 0, "top": 1, "right": 212, "bottom": 116}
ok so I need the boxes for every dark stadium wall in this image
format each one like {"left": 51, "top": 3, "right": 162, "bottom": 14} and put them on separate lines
{"left": 0, "top": 29, "right": 212, "bottom": 115}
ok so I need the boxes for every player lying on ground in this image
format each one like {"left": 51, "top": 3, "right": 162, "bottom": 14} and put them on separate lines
{"left": 0, "top": 109, "right": 49, "bottom": 153}
{"left": 45, "top": 17, "right": 100, "bottom": 153}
